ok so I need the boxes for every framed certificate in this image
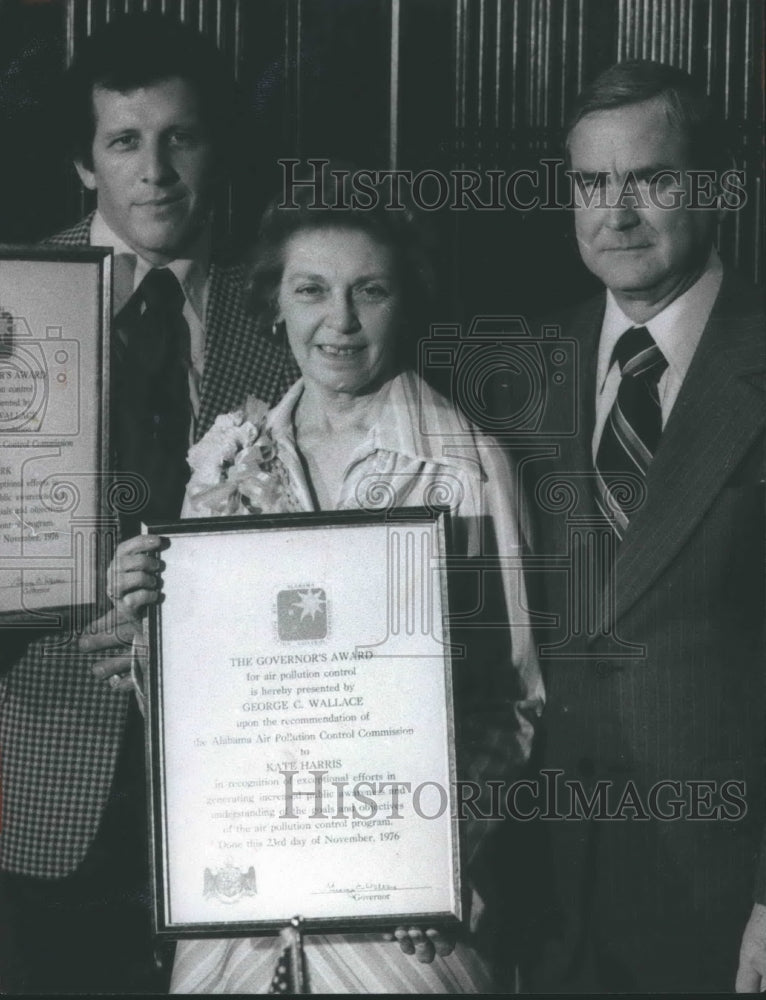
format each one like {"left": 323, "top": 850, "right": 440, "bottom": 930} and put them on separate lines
{"left": 145, "top": 507, "right": 462, "bottom": 938}
{"left": 0, "top": 248, "right": 113, "bottom": 624}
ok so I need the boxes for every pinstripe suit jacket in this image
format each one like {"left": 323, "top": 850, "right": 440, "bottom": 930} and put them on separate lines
{"left": 517, "top": 271, "right": 766, "bottom": 992}
{"left": 0, "top": 215, "right": 300, "bottom": 877}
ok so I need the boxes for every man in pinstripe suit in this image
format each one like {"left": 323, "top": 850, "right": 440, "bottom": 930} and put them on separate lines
{"left": 0, "top": 15, "right": 297, "bottom": 993}
{"left": 515, "top": 61, "right": 765, "bottom": 992}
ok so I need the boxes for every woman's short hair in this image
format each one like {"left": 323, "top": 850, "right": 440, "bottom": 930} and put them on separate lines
{"left": 246, "top": 165, "right": 438, "bottom": 370}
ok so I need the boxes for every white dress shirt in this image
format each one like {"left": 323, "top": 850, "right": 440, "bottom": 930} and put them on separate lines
{"left": 89, "top": 211, "right": 211, "bottom": 432}
{"left": 592, "top": 250, "right": 724, "bottom": 460}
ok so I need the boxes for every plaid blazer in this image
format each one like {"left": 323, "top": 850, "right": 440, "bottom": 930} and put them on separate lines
{"left": 0, "top": 214, "right": 299, "bottom": 876}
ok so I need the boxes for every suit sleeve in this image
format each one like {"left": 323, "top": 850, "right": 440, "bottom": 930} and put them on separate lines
{"left": 0, "top": 629, "right": 46, "bottom": 676}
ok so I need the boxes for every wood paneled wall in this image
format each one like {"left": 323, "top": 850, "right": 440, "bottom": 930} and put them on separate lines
{"left": 1, "top": 0, "right": 762, "bottom": 315}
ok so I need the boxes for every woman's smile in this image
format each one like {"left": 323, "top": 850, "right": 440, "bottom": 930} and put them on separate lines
{"left": 278, "top": 227, "right": 402, "bottom": 398}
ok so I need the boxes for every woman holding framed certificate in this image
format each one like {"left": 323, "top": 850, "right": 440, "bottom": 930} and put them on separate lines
{"left": 105, "top": 181, "right": 543, "bottom": 993}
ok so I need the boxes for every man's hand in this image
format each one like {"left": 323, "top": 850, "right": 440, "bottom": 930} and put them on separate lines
{"left": 77, "top": 533, "right": 164, "bottom": 694}
{"left": 103, "top": 533, "right": 165, "bottom": 613}
{"left": 736, "top": 901, "right": 766, "bottom": 991}
{"left": 79, "top": 606, "right": 142, "bottom": 693}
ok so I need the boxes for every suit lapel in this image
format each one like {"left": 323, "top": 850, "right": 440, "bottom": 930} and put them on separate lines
{"left": 607, "top": 273, "right": 766, "bottom": 627}
{"left": 199, "top": 264, "right": 297, "bottom": 436}
{"left": 573, "top": 300, "right": 601, "bottom": 514}
{"left": 199, "top": 263, "right": 242, "bottom": 430}
{"left": 551, "top": 297, "right": 602, "bottom": 523}
{"left": 42, "top": 212, "right": 94, "bottom": 247}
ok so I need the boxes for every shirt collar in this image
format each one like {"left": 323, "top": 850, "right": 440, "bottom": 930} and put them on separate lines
{"left": 90, "top": 210, "right": 211, "bottom": 322}
{"left": 598, "top": 249, "right": 724, "bottom": 390}
{"left": 266, "top": 378, "right": 306, "bottom": 444}
{"left": 267, "top": 371, "right": 483, "bottom": 473}
{"left": 265, "top": 378, "right": 393, "bottom": 465}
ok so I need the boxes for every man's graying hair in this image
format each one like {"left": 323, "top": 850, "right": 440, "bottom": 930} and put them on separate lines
{"left": 565, "top": 59, "right": 728, "bottom": 173}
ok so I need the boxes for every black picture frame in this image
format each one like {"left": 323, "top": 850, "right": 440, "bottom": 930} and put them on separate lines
{"left": 0, "top": 246, "right": 112, "bottom": 626}
{"left": 144, "top": 506, "right": 463, "bottom": 939}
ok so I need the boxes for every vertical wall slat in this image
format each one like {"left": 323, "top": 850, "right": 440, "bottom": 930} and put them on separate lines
{"left": 291, "top": 0, "right": 304, "bottom": 154}
{"left": 455, "top": 0, "right": 466, "bottom": 138}
{"left": 527, "top": 0, "right": 536, "bottom": 126}
{"left": 66, "top": 0, "right": 76, "bottom": 64}
{"left": 671, "top": 0, "right": 677, "bottom": 62}
{"left": 214, "top": 0, "right": 223, "bottom": 48}
{"left": 641, "top": 0, "right": 654, "bottom": 59}
{"left": 656, "top": 0, "right": 661, "bottom": 61}
{"left": 389, "top": 0, "right": 400, "bottom": 170}
{"left": 543, "top": 0, "right": 551, "bottom": 128}
{"left": 511, "top": 0, "right": 520, "bottom": 129}
{"left": 540, "top": 0, "right": 546, "bottom": 126}
{"left": 742, "top": 0, "right": 751, "bottom": 119}
{"left": 476, "top": 0, "right": 485, "bottom": 130}
{"left": 494, "top": 0, "right": 503, "bottom": 131}
{"left": 617, "top": 0, "right": 625, "bottom": 61}
{"left": 232, "top": 0, "right": 241, "bottom": 79}
{"left": 723, "top": 0, "right": 732, "bottom": 117}
{"left": 561, "top": 0, "right": 570, "bottom": 126}
{"left": 686, "top": 0, "right": 693, "bottom": 72}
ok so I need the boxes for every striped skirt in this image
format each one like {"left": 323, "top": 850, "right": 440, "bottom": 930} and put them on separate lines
{"left": 171, "top": 933, "right": 496, "bottom": 993}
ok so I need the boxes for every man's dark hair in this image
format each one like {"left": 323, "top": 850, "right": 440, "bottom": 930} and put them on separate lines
{"left": 246, "top": 163, "right": 438, "bottom": 372}
{"left": 565, "top": 59, "right": 727, "bottom": 172}
{"left": 64, "top": 13, "right": 238, "bottom": 170}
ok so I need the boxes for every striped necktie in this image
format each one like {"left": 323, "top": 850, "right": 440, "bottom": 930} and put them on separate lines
{"left": 595, "top": 326, "right": 667, "bottom": 539}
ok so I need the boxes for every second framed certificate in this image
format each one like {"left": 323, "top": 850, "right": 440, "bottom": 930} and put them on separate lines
{"left": 146, "top": 507, "right": 461, "bottom": 938}
{"left": 0, "top": 248, "right": 112, "bottom": 623}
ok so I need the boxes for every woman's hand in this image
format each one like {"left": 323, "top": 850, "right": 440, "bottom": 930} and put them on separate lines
{"left": 385, "top": 927, "right": 455, "bottom": 963}
{"left": 78, "top": 534, "right": 165, "bottom": 692}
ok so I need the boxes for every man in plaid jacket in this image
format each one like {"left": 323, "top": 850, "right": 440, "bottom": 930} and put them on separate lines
{"left": 0, "top": 14, "right": 297, "bottom": 992}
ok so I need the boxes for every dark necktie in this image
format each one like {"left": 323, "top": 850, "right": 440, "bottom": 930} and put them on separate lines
{"left": 112, "top": 268, "right": 192, "bottom": 532}
{"left": 595, "top": 326, "right": 667, "bottom": 539}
